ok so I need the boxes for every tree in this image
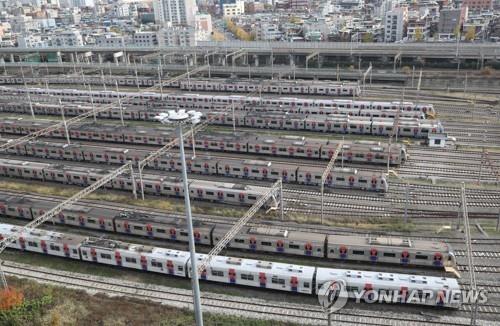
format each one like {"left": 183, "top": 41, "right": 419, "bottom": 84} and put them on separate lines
{"left": 414, "top": 27, "right": 423, "bottom": 41}
{"left": 362, "top": 33, "right": 373, "bottom": 43}
{"left": 465, "top": 26, "right": 475, "bottom": 41}
{"left": 211, "top": 31, "right": 225, "bottom": 41}
{"left": 0, "top": 287, "right": 23, "bottom": 310}
{"left": 453, "top": 24, "right": 461, "bottom": 39}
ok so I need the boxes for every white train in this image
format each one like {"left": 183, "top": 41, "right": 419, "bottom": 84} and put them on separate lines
{"left": 0, "top": 86, "right": 436, "bottom": 117}
{"left": 0, "top": 158, "right": 271, "bottom": 206}
{"left": 0, "top": 222, "right": 461, "bottom": 307}
{"left": 5, "top": 140, "right": 389, "bottom": 192}
{"left": 0, "top": 75, "right": 361, "bottom": 97}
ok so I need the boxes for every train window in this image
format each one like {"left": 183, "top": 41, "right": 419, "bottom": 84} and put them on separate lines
{"left": 87, "top": 219, "right": 96, "bottom": 224}
{"left": 383, "top": 253, "right": 396, "bottom": 258}
{"left": 178, "top": 266, "right": 184, "bottom": 271}
{"left": 315, "top": 176, "right": 321, "bottom": 180}
{"left": 403, "top": 128, "right": 411, "bottom": 132}
{"left": 163, "top": 186, "right": 171, "bottom": 191}
{"left": 151, "top": 261, "right": 162, "bottom": 268}
{"left": 241, "top": 274, "right": 254, "bottom": 281}
{"left": 261, "top": 241, "right": 272, "bottom": 246}
{"left": 346, "top": 286, "right": 359, "bottom": 292}
{"left": 227, "top": 194, "right": 235, "bottom": 198}
{"left": 100, "top": 253, "right": 112, "bottom": 259}
{"left": 226, "top": 144, "right": 234, "bottom": 148}
{"left": 67, "top": 216, "right": 76, "bottom": 221}
{"left": 350, "top": 126, "right": 357, "bottom": 129}
{"left": 211, "top": 270, "right": 224, "bottom": 277}
{"left": 359, "top": 180, "right": 367, "bottom": 183}
{"left": 50, "top": 244, "right": 60, "bottom": 251}
{"left": 353, "top": 250, "right": 364, "bottom": 255}
{"left": 336, "top": 177, "right": 345, "bottom": 181}
{"left": 416, "top": 255, "right": 428, "bottom": 260}
{"left": 7, "top": 207, "right": 15, "bottom": 212}
{"left": 180, "top": 232, "right": 188, "bottom": 236}
{"left": 156, "top": 229, "right": 165, "bottom": 233}
{"left": 110, "top": 156, "right": 117, "bottom": 160}
{"left": 127, "top": 182, "right": 132, "bottom": 186}
{"left": 233, "top": 168, "right": 241, "bottom": 172}
{"left": 304, "top": 282, "right": 310, "bottom": 288}
{"left": 251, "top": 169, "right": 259, "bottom": 173}
{"left": 90, "top": 178, "right": 97, "bottom": 182}
{"left": 289, "top": 244, "right": 300, "bottom": 249}
{"left": 73, "top": 176, "right": 81, "bottom": 180}
{"left": 296, "top": 149, "right": 304, "bottom": 153}
{"left": 234, "top": 239, "right": 245, "bottom": 243}
{"left": 194, "top": 164, "right": 201, "bottom": 168}
{"left": 248, "top": 196, "right": 257, "bottom": 200}
{"left": 145, "top": 185, "right": 153, "bottom": 188}
{"left": 72, "top": 249, "right": 77, "bottom": 254}
{"left": 271, "top": 172, "right": 279, "bottom": 176}
{"left": 125, "top": 257, "right": 137, "bottom": 263}
{"left": 96, "top": 154, "right": 102, "bottom": 158}
{"left": 271, "top": 277, "right": 285, "bottom": 285}
{"left": 134, "top": 226, "right": 143, "bottom": 230}
{"left": 279, "top": 148, "right": 286, "bottom": 152}
{"left": 28, "top": 241, "right": 38, "bottom": 247}
{"left": 355, "top": 154, "right": 364, "bottom": 158}
{"left": 206, "top": 191, "right": 214, "bottom": 196}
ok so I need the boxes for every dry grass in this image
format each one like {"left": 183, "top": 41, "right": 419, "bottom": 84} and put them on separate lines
{"left": 5, "top": 277, "right": 296, "bottom": 326}
{"left": 0, "top": 179, "right": 247, "bottom": 217}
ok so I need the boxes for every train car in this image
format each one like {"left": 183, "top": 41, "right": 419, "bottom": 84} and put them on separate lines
{"left": 315, "top": 267, "right": 460, "bottom": 308}
{"left": 113, "top": 210, "right": 214, "bottom": 246}
{"left": 297, "top": 167, "right": 388, "bottom": 192}
{"left": 0, "top": 194, "right": 34, "bottom": 219}
{"left": 212, "top": 226, "right": 326, "bottom": 258}
{"left": 189, "top": 179, "right": 264, "bottom": 205}
{"left": 1, "top": 224, "right": 84, "bottom": 259}
{"left": 0, "top": 159, "right": 48, "bottom": 180}
{"left": 189, "top": 254, "right": 316, "bottom": 294}
{"left": 80, "top": 238, "right": 190, "bottom": 276}
{"left": 326, "top": 235, "right": 455, "bottom": 268}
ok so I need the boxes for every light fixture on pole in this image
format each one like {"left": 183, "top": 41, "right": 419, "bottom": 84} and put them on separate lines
{"left": 155, "top": 109, "right": 204, "bottom": 326}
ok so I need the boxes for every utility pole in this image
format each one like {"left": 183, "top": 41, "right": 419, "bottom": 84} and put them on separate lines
{"left": 59, "top": 99, "right": 71, "bottom": 145}
{"left": 115, "top": 81, "right": 125, "bottom": 126}
{"left": 404, "top": 183, "right": 409, "bottom": 224}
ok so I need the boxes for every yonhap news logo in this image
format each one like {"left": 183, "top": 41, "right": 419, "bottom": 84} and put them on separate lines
{"left": 318, "top": 282, "right": 487, "bottom": 312}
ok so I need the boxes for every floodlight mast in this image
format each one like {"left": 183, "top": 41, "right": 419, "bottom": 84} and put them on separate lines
{"left": 156, "top": 111, "right": 204, "bottom": 326}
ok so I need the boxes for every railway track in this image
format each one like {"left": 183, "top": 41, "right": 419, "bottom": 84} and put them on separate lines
{"left": 4, "top": 260, "right": 485, "bottom": 326}
{"left": 1, "top": 189, "right": 498, "bottom": 244}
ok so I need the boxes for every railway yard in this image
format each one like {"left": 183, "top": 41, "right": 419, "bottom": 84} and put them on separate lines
{"left": 0, "top": 65, "right": 498, "bottom": 326}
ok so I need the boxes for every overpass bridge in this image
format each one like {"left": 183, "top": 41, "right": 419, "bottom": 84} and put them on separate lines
{"left": 0, "top": 41, "right": 499, "bottom": 71}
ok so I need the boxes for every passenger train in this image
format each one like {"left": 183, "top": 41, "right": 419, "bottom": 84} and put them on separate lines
{"left": 0, "top": 194, "right": 456, "bottom": 269}
{"left": 208, "top": 112, "right": 443, "bottom": 138}
{"left": 0, "top": 102, "right": 439, "bottom": 139}
{"left": 0, "top": 158, "right": 271, "bottom": 207}
{"left": 0, "top": 86, "right": 436, "bottom": 117}
{"left": 3, "top": 140, "right": 389, "bottom": 192}
{"left": 0, "top": 75, "right": 361, "bottom": 96}
{"left": 0, "top": 100, "right": 427, "bottom": 121}
{"left": 0, "top": 222, "right": 461, "bottom": 307}
{"left": 0, "top": 120, "right": 408, "bottom": 165}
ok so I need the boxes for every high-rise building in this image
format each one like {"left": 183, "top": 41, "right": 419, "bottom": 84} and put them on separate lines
{"left": 384, "top": 7, "right": 408, "bottom": 42}
{"left": 438, "top": 7, "right": 468, "bottom": 34}
{"left": 153, "top": 0, "right": 198, "bottom": 26}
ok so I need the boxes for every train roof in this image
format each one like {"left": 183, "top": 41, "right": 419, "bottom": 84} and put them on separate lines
{"left": 0, "top": 158, "right": 51, "bottom": 168}
{"left": 326, "top": 235, "right": 450, "bottom": 252}
{"left": 82, "top": 237, "right": 156, "bottom": 253}
{"left": 196, "top": 253, "right": 316, "bottom": 277}
{"left": 114, "top": 210, "right": 211, "bottom": 228}
{"left": 246, "top": 227, "right": 326, "bottom": 242}
{"left": 315, "top": 268, "right": 460, "bottom": 290}
{"left": 20, "top": 227, "right": 87, "bottom": 246}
